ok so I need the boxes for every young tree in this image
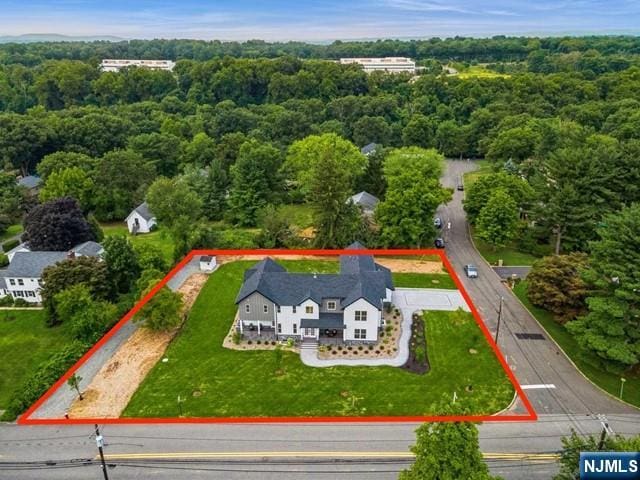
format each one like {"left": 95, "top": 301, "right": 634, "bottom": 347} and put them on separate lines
{"left": 135, "top": 287, "right": 184, "bottom": 332}
{"left": 67, "top": 373, "right": 83, "bottom": 401}
{"left": 475, "top": 189, "right": 520, "bottom": 249}
{"left": 285, "top": 134, "right": 367, "bottom": 247}
{"left": 103, "top": 236, "right": 141, "bottom": 295}
{"left": 526, "top": 253, "right": 589, "bottom": 322}
{"left": 566, "top": 204, "right": 640, "bottom": 371}
{"left": 227, "top": 139, "right": 282, "bottom": 227}
{"left": 400, "top": 421, "right": 499, "bottom": 480}
{"left": 23, "top": 197, "right": 95, "bottom": 251}
{"left": 39, "top": 167, "right": 94, "bottom": 211}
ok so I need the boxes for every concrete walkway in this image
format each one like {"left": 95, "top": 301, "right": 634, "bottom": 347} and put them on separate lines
{"left": 299, "top": 288, "right": 469, "bottom": 368}
{"left": 29, "top": 256, "right": 205, "bottom": 419}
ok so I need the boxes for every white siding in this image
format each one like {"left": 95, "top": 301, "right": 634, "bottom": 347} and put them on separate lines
{"left": 126, "top": 211, "right": 156, "bottom": 234}
{"left": 343, "top": 298, "right": 381, "bottom": 342}
{"left": 276, "top": 299, "right": 318, "bottom": 337}
{"left": 4, "top": 276, "right": 42, "bottom": 303}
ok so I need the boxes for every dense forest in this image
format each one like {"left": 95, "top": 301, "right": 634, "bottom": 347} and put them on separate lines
{"left": 1, "top": 36, "right": 640, "bottom": 382}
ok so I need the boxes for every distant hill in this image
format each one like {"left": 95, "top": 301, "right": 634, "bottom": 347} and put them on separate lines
{"left": 0, "top": 34, "right": 125, "bottom": 44}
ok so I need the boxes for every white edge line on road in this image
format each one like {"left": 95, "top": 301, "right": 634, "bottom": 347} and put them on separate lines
{"left": 521, "top": 384, "right": 556, "bottom": 390}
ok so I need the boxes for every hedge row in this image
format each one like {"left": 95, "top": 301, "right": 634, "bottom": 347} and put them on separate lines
{"left": 1, "top": 340, "right": 89, "bottom": 421}
{"left": 1, "top": 238, "right": 20, "bottom": 252}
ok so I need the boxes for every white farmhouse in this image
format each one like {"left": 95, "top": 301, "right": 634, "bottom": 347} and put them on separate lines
{"left": 126, "top": 202, "right": 157, "bottom": 234}
{"left": 234, "top": 242, "right": 393, "bottom": 343}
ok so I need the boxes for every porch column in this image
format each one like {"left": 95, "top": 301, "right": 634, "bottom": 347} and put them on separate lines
{"left": 258, "top": 322, "right": 261, "bottom": 335}
{"left": 239, "top": 320, "right": 243, "bottom": 333}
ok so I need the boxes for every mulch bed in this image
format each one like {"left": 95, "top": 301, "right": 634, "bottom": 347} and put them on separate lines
{"left": 402, "top": 314, "right": 430, "bottom": 375}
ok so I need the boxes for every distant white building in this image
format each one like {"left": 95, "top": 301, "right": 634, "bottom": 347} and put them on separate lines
{"left": 126, "top": 202, "right": 157, "bottom": 234}
{"left": 100, "top": 59, "right": 176, "bottom": 72}
{"left": 199, "top": 255, "right": 217, "bottom": 272}
{"left": 0, "top": 242, "right": 104, "bottom": 303}
{"left": 340, "top": 57, "right": 416, "bottom": 74}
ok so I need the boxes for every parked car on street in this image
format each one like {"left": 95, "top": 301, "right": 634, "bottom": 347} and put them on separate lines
{"left": 434, "top": 217, "right": 442, "bottom": 229}
{"left": 434, "top": 238, "right": 445, "bottom": 249}
{"left": 464, "top": 264, "right": 478, "bottom": 278}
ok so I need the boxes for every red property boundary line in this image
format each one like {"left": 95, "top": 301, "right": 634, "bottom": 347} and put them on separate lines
{"left": 19, "top": 248, "right": 537, "bottom": 425}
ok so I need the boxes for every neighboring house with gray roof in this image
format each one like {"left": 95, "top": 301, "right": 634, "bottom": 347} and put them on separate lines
{"left": 17, "top": 175, "right": 42, "bottom": 190}
{"left": 125, "top": 202, "right": 157, "bottom": 234}
{"left": 0, "top": 242, "right": 104, "bottom": 303}
{"left": 360, "top": 143, "right": 379, "bottom": 156}
{"left": 348, "top": 191, "right": 380, "bottom": 216}
{"left": 234, "top": 242, "right": 393, "bottom": 342}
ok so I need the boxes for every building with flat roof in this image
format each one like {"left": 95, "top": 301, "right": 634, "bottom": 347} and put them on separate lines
{"left": 340, "top": 57, "right": 416, "bottom": 74}
{"left": 100, "top": 59, "right": 176, "bottom": 72}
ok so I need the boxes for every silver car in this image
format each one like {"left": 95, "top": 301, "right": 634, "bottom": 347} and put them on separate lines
{"left": 464, "top": 264, "right": 478, "bottom": 278}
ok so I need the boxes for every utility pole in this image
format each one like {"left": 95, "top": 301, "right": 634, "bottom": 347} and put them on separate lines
{"left": 597, "top": 415, "right": 614, "bottom": 450}
{"left": 94, "top": 424, "right": 109, "bottom": 480}
{"left": 494, "top": 296, "right": 504, "bottom": 345}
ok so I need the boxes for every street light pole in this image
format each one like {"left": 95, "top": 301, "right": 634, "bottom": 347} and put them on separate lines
{"left": 620, "top": 378, "right": 627, "bottom": 399}
{"left": 494, "top": 296, "right": 504, "bottom": 345}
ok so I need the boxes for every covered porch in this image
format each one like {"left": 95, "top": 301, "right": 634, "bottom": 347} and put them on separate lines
{"left": 302, "top": 313, "right": 345, "bottom": 345}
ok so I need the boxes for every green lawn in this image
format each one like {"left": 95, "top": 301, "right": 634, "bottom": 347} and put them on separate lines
{"left": 101, "top": 223, "right": 175, "bottom": 263}
{"left": 0, "top": 224, "right": 23, "bottom": 243}
{"left": 514, "top": 281, "right": 639, "bottom": 408}
{"left": 458, "top": 65, "right": 511, "bottom": 80}
{"left": 279, "top": 204, "right": 314, "bottom": 228}
{"left": 0, "top": 310, "right": 72, "bottom": 409}
{"left": 472, "top": 231, "right": 540, "bottom": 267}
{"left": 393, "top": 272, "right": 457, "bottom": 290}
{"left": 123, "top": 260, "right": 513, "bottom": 418}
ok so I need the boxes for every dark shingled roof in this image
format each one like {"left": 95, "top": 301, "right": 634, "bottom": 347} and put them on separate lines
{"left": 348, "top": 191, "right": 379, "bottom": 211}
{"left": 200, "top": 255, "right": 213, "bottom": 262}
{"left": 301, "top": 313, "right": 345, "bottom": 329}
{"left": 235, "top": 245, "right": 394, "bottom": 310}
{"left": 360, "top": 143, "right": 378, "bottom": 155}
{"left": 73, "top": 241, "right": 103, "bottom": 257}
{"left": 131, "top": 202, "right": 155, "bottom": 221}
{"left": 1, "top": 251, "right": 67, "bottom": 278}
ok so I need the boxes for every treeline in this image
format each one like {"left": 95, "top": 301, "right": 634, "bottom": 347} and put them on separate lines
{"left": 2, "top": 35, "right": 640, "bottom": 66}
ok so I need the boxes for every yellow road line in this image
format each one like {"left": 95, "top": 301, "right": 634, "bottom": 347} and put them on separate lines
{"left": 101, "top": 451, "right": 559, "bottom": 461}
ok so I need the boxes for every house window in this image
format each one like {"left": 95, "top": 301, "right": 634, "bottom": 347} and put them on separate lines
{"left": 245, "top": 304, "right": 250, "bottom": 313}
{"left": 355, "top": 311, "right": 368, "bottom": 322}
{"left": 18, "top": 279, "right": 24, "bottom": 286}
{"left": 9, "top": 279, "right": 15, "bottom": 286}
{"left": 38, "top": 279, "right": 43, "bottom": 286}
{"left": 327, "top": 301, "right": 337, "bottom": 311}
{"left": 293, "top": 324, "right": 297, "bottom": 334}
{"left": 277, "top": 306, "right": 281, "bottom": 313}
{"left": 292, "top": 306, "right": 297, "bottom": 313}
{"left": 27, "top": 291, "right": 35, "bottom": 297}
{"left": 354, "top": 328, "right": 367, "bottom": 339}
{"left": 305, "top": 306, "right": 313, "bottom": 314}
{"left": 277, "top": 324, "right": 282, "bottom": 333}
{"left": 263, "top": 304, "right": 269, "bottom": 313}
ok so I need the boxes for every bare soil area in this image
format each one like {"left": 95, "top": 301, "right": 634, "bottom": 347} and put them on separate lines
{"left": 68, "top": 273, "right": 208, "bottom": 418}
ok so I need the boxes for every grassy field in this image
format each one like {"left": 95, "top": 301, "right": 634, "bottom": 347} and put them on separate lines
{"left": 0, "top": 310, "right": 72, "bottom": 409}
{"left": 472, "top": 231, "right": 540, "bottom": 267}
{"left": 393, "top": 272, "right": 457, "bottom": 290}
{"left": 279, "top": 203, "right": 314, "bottom": 228}
{"left": 101, "top": 223, "right": 175, "bottom": 263}
{"left": 123, "top": 260, "right": 513, "bottom": 418}
{"left": 457, "top": 65, "right": 511, "bottom": 80}
{"left": 0, "top": 224, "right": 23, "bottom": 243}
{"left": 514, "top": 281, "right": 639, "bottom": 408}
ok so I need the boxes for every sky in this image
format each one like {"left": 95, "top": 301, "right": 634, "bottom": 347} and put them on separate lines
{"left": 0, "top": 0, "right": 639, "bottom": 41}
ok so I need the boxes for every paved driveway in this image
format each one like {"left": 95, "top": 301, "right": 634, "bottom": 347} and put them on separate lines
{"left": 391, "top": 287, "right": 469, "bottom": 313}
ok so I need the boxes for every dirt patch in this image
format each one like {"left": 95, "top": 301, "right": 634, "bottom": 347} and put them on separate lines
{"left": 402, "top": 314, "right": 430, "bottom": 375}
{"left": 375, "top": 258, "right": 444, "bottom": 274}
{"left": 67, "top": 273, "right": 209, "bottom": 418}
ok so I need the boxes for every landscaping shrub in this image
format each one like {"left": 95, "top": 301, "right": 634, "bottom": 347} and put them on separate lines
{"left": 0, "top": 295, "right": 14, "bottom": 307}
{"left": 232, "top": 331, "right": 242, "bottom": 344}
{"left": 2, "top": 238, "right": 19, "bottom": 252}
{"left": 0, "top": 253, "right": 8, "bottom": 267}
{"left": 1, "top": 340, "right": 88, "bottom": 421}
{"left": 256, "top": 340, "right": 261, "bottom": 345}
{"left": 247, "top": 340, "right": 252, "bottom": 344}
{"left": 358, "top": 345, "right": 363, "bottom": 351}
{"left": 13, "top": 298, "right": 29, "bottom": 307}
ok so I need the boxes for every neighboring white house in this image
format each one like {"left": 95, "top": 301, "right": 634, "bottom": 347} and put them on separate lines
{"left": 100, "top": 59, "right": 176, "bottom": 72}
{"left": 340, "top": 57, "right": 416, "bottom": 74}
{"left": 199, "top": 255, "right": 217, "bottom": 272}
{"left": 0, "top": 242, "right": 104, "bottom": 303}
{"left": 348, "top": 191, "right": 380, "bottom": 216}
{"left": 234, "top": 242, "right": 393, "bottom": 343}
{"left": 126, "top": 202, "right": 157, "bottom": 234}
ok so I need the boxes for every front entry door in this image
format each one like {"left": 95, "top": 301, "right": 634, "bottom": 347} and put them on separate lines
{"left": 304, "top": 328, "right": 315, "bottom": 338}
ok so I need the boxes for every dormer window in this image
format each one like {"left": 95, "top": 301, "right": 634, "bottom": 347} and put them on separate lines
{"left": 327, "top": 301, "right": 337, "bottom": 311}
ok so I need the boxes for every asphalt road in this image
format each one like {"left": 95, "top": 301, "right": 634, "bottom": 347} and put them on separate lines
{"left": 437, "top": 159, "right": 637, "bottom": 416}
{"left": 1, "top": 159, "right": 639, "bottom": 480}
